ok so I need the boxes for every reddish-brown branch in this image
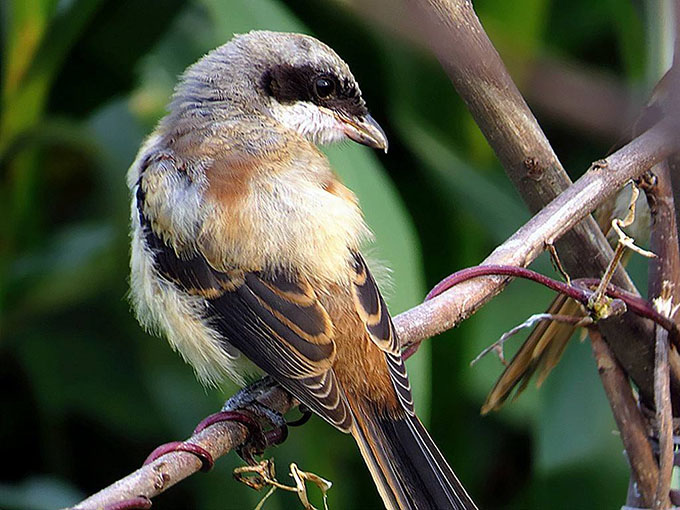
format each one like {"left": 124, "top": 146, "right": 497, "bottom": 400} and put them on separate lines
{"left": 402, "top": 264, "right": 680, "bottom": 360}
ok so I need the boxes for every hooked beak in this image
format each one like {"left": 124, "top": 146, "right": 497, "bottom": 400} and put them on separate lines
{"left": 336, "top": 113, "right": 388, "bottom": 153}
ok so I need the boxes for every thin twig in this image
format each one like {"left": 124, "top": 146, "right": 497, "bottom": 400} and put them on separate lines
{"left": 654, "top": 319, "right": 673, "bottom": 510}
{"left": 233, "top": 460, "right": 331, "bottom": 510}
{"left": 419, "top": 264, "right": 680, "bottom": 348}
{"left": 470, "top": 312, "right": 591, "bottom": 367}
{"left": 547, "top": 242, "right": 571, "bottom": 285}
{"left": 590, "top": 183, "right": 655, "bottom": 317}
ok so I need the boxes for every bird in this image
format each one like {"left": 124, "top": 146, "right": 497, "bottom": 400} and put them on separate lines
{"left": 127, "top": 30, "right": 477, "bottom": 510}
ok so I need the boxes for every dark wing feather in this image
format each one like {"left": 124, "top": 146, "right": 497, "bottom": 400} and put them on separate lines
{"left": 208, "top": 284, "right": 350, "bottom": 430}
{"left": 137, "top": 191, "right": 352, "bottom": 431}
{"left": 350, "top": 253, "right": 414, "bottom": 415}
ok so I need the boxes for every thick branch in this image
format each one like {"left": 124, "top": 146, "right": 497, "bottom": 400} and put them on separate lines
{"left": 590, "top": 329, "right": 658, "bottom": 508}
{"left": 404, "top": 0, "right": 676, "bottom": 407}
{"left": 397, "top": 120, "right": 678, "bottom": 347}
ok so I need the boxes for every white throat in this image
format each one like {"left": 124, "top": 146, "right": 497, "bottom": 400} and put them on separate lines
{"left": 268, "top": 100, "right": 346, "bottom": 145}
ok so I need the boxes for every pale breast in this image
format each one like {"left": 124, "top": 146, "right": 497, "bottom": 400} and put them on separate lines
{"left": 200, "top": 147, "right": 371, "bottom": 284}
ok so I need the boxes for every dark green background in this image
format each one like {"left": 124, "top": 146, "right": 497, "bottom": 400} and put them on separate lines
{"left": 0, "top": 0, "right": 661, "bottom": 508}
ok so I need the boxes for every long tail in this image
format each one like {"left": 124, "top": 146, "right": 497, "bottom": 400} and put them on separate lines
{"left": 349, "top": 400, "right": 478, "bottom": 510}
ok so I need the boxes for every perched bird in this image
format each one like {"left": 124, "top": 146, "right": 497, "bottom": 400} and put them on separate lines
{"left": 128, "top": 30, "right": 476, "bottom": 510}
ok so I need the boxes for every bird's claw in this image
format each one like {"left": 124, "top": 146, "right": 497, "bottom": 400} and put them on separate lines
{"left": 142, "top": 378, "right": 296, "bottom": 473}
{"left": 287, "top": 404, "right": 313, "bottom": 427}
{"left": 212, "top": 377, "right": 293, "bottom": 462}
{"left": 193, "top": 409, "right": 273, "bottom": 464}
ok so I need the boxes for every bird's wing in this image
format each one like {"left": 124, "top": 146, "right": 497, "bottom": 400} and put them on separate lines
{"left": 137, "top": 189, "right": 353, "bottom": 432}
{"left": 350, "top": 252, "right": 414, "bottom": 415}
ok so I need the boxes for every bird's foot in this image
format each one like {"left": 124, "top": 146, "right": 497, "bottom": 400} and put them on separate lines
{"left": 210, "top": 376, "right": 290, "bottom": 463}
{"left": 220, "top": 376, "right": 279, "bottom": 411}
{"left": 141, "top": 378, "right": 306, "bottom": 472}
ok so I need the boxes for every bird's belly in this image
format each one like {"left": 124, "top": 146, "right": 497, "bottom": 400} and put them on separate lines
{"left": 130, "top": 231, "right": 262, "bottom": 387}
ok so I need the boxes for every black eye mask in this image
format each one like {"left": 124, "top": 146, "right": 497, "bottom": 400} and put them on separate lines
{"left": 262, "top": 63, "right": 367, "bottom": 117}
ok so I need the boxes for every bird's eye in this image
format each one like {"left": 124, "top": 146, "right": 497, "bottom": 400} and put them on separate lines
{"left": 314, "top": 76, "right": 335, "bottom": 98}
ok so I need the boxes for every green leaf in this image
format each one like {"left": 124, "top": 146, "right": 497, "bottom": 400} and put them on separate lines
{"left": 394, "top": 116, "right": 529, "bottom": 243}
{"left": 199, "top": 0, "right": 306, "bottom": 37}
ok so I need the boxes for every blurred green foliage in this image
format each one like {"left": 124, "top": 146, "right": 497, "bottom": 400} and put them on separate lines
{"left": 0, "top": 0, "right": 659, "bottom": 508}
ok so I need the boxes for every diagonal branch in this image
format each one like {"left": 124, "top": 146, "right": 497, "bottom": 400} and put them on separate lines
{"left": 397, "top": 119, "right": 678, "bottom": 348}
{"left": 404, "top": 0, "right": 677, "bottom": 407}
{"left": 590, "top": 329, "right": 659, "bottom": 508}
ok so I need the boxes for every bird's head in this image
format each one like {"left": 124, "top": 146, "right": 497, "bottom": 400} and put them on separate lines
{"left": 173, "top": 30, "right": 388, "bottom": 152}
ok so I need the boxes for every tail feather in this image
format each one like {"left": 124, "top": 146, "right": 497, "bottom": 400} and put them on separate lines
{"left": 350, "top": 400, "right": 477, "bottom": 510}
